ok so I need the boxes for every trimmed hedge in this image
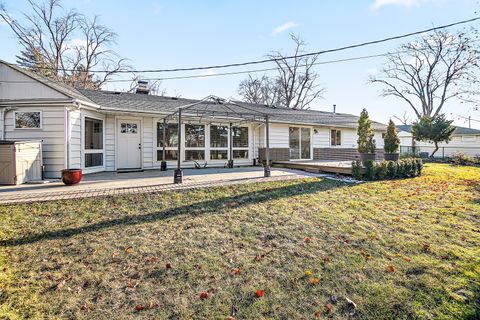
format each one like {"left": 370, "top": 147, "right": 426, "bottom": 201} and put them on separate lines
{"left": 351, "top": 158, "right": 423, "bottom": 181}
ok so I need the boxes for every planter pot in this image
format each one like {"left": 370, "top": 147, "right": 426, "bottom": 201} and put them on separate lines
{"left": 384, "top": 153, "right": 399, "bottom": 161}
{"left": 359, "top": 153, "right": 376, "bottom": 164}
{"left": 61, "top": 169, "right": 82, "bottom": 186}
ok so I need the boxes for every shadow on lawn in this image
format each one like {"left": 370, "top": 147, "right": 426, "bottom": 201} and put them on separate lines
{"left": 0, "top": 179, "right": 349, "bottom": 247}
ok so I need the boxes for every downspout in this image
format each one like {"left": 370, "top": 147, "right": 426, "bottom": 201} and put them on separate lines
{"left": 0, "top": 107, "right": 14, "bottom": 140}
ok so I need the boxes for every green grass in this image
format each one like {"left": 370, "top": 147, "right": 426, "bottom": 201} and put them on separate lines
{"left": 0, "top": 163, "right": 479, "bottom": 319}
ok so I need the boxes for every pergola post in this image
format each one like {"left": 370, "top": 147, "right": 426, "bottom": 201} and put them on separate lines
{"left": 160, "top": 118, "right": 167, "bottom": 171}
{"left": 173, "top": 109, "right": 183, "bottom": 183}
{"left": 264, "top": 115, "right": 271, "bottom": 177}
{"left": 228, "top": 122, "right": 234, "bottom": 168}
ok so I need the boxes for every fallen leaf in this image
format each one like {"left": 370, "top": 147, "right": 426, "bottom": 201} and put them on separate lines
{"left": 314, "top": 310, "right": 321, "bottom": 318}
{"left": 324, "top": 303, "right": 334, "bottom": 313}
{"left": 386, "top": 265, "right": 395, "bottom": 273}
{"left": 323, "top": 255, "right": 330, "bottom": 263}
{"left": 165, "top": 263, "right": 172, "bottom": 269}
{"left": 231, "top": 268, "right": 241, "bottom": 275}
{"left": 199, "top": 292, "right": 208, "bottom": 300}
{"left": 256, "top": 289, "right": 264, "bottom": 298}
{"left": 125, "top": 247, "right": 134, "bottom": 254}
{"left": 305, "top": 270, "right": 313, "bottom": 276}
{"left": 422, "top": 243, "right": 431, "bottom": 253}
{"left": 461, "top": 235, "right": 467, "bottom": 241}
{"left": 135, "top": 305, "right": 145, "bottom": 311}
{"left": 403, "top": 257, "right": 411, "bottom": 262}
{"left": 310, "top": 277, "right": 320, "bottom": 285}
{"left": 304, "top": 236, "right": 311, "bottom": 243}
{"left": 146, "top": 257, "right": 158, "bottom": 263}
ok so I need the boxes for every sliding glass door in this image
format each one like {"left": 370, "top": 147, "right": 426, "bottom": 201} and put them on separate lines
{"left": 289, "top": 127, "right": 311, "bottom": 160}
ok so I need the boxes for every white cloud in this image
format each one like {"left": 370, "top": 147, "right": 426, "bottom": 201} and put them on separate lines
{"left": 371, "top": 0, "right": 430, "bottom": 10}
{"left": 271, "top": 21, "right": 299, "bottom": 36}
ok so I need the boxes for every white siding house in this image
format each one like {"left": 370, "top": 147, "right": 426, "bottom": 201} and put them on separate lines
{"left": 0, "top": 60, "right": 388, "bottom": 180}
{"left": 397, "top": 125, "right": 480, "bottom": 157}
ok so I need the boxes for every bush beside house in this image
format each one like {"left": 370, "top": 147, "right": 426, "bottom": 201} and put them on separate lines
{"left": 352, "top": 158, "right": 423, "bottom": 181}
{"left": 357, "top": 108, "right": 376, "bottom": 163}
{"left": 384, "top": 119, "right": 400, "bottom": 161}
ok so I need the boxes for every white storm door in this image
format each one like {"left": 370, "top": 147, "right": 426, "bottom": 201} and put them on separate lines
{"left": 117, "top": 120, "right": 142, "bottom": 169}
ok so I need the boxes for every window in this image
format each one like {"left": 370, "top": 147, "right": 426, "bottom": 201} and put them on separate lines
{"left": 121, "top": 122, "right": 138, "bottom": 134}
{"left": 157, "top": 123, "right": 178, "bottom": 147}
{"left": 84, "top": 117, "right": 104, "bottom": 168}
{"left": 233, "top": 150, "right": 248, "bottom": 159}
{"left": 210, "top": 150, "right": 228, "bottom": 160}
{"left": 156, "top": 150, "right": 178, "bottom": 161}
{"left": 185, "top": 150, "right": 205, "bottom": 161}
{"left": 185, "top": 124, "right": 205, "bottom": 148}
{"left": 289, "top": 127, "right": 311, "bottom": 159}
{"left": 14, "top": 112, "right": 41, "bottom": 129}
{"left": 331, "top": 129, "right": 341, "bottom": 146}
{"left": 232, "top": 127, "right": 248, "bottom": 147}
{"left": 156, "top": 123, "right": 178, "bottom": 161}
{"left": 231, "top": 126, "right": 249, "bottom": 160}
{"left": 210, "top": 125, "right": 228, "bottom": 148}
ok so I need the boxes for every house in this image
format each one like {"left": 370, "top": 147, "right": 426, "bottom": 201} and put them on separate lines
{"left": 397, "top": 124, "right": 480, "bottom": 157}
{"left": 0, "top": 60, "right": 387, "bottom": 179}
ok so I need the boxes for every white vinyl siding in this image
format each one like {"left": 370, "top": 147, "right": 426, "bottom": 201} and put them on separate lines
{"left": 0, "top": 63, "right": 68, "bottom": 100}
{"left": 143, "top": 117, "right": 154, "bottom": 168}
{"left": 68, "top": 109, "right": 82, "bottom": 169}
{"left": 105, "top": 114, "right": 116, "bottom": 171}
{"left": 4, "top": 106, "right": 65, "bottom": 178}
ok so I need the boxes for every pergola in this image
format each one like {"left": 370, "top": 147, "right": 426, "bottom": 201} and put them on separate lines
{"left": 157, "top": 96, "right": 272, "bottom": 183}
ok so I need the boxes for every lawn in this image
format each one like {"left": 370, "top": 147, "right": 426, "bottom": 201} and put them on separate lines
{"left": 0, "top": 163, "right": 479, "bottom": 319}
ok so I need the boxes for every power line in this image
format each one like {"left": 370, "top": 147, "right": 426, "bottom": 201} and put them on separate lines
{"left": 8, "top": 16, "right": 480, "bottom": 74}
{"left": 0, "top": 52, "right": 393, "bottom": 83}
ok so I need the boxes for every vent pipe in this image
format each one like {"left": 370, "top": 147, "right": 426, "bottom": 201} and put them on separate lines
{"left": 333, "top": 104, "right": 336, "bottom": 115}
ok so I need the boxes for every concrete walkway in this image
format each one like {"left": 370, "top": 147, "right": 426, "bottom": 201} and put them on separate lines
{"left": 0, "top": 167, "right": 321, "bottom": 204}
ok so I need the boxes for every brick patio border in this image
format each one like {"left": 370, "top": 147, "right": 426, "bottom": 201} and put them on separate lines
{"left": 0, "top": 174, "right": 311, "bottom": 205}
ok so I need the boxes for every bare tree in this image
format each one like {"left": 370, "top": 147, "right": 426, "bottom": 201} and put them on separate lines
{"left": 393, "top": 111, "right": 411, "bottom": 125}
{"left": 238, "top": 74, "right": 281, "bottom": 106}
{"left": 370, "top": 29, "right": 480, "bottom": 119}
{"left": 238, "top": 34, "right": 324, "bottom": 109}
{"left": 0, "top": 0, "right": 129, "bottom": 89}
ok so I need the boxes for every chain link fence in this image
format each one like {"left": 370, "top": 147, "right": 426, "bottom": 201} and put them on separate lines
{"left": 400, "top": 146, "right": 480, "bottom": 159}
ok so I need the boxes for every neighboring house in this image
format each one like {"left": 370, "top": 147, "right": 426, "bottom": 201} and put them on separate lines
{"left": 397, "top": 124, "right": 480, "bottom": 157}
{"left": 0, "top": 60, "right": 387, "bottom": 179}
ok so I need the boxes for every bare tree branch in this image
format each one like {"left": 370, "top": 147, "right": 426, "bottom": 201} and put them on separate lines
{"left": 370, "top": 29, "right": 480, "bottom": 119}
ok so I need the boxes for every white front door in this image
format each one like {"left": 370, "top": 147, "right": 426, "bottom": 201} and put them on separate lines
{"left": 117, "top": 119, "right": 142, "bottom": 169}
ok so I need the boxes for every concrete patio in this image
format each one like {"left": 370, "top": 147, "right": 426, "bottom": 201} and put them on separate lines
{"left": 0, "top": 167, "right": 322, "bottom": 204}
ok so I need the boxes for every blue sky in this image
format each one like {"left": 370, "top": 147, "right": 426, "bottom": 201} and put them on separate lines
{"left": 1, "top": 0, "right": 479, "bottom": 128}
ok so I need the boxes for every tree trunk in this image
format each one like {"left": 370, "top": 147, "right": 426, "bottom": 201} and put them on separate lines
{"left": 430, "top": 141, "right": 439, "bottom": 158}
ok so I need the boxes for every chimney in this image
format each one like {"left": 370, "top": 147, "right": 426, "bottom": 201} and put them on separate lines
{"left": 136, "top": 80, "right": 149, "bottom": 94}
{"left": 333, "top": 104, "right": 336, "bottom": 115}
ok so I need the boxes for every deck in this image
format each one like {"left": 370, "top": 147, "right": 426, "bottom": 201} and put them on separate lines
{"left": 272, "top": 160, "right": 353, "bottom": 175}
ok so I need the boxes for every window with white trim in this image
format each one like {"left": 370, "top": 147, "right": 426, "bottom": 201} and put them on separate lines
{"left": 84, "top": 117, "right": 104, "bottom": 167}
{"left": 210, "top": 125, "right": 228, "bottom": 160}
{"left": 14, "top": 111, "right": 41, "bottom": 129}
{"left": 232, "top": 126, "right": 249, "bottom": 159}
{"left": 331, "top": 129, "right": 341, "bottom": 146}
{"left": 156, "top": 122, "right": 178, "bottom": 161}
{"left": 185, "top": 124, "right": 205, "bottom": 160}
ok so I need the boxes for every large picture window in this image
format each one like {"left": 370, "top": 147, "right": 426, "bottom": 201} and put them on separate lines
{"left": 210, "top": 125, "right": 228, "bottom": 160}
{"left": 185, "top": 124, "right": 205, "bottom": 161}
{"left": 157, "top": 123, "right": 179, "bottom": 161}
{"left": 232, "top": 126, "right": 249, "bottom": 159}
{"left": 84, "top": 117, "right": 104, "bottom": 168}
{"left": 14, "top": 111, "right": 41, "bottom": 129}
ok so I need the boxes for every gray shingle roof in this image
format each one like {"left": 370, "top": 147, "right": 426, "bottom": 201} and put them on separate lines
{"left": 79, "top": 89, "right": 387, "bottom": 130}
{"left": 397, "top": 124, "right": 480, "bottom": 135}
